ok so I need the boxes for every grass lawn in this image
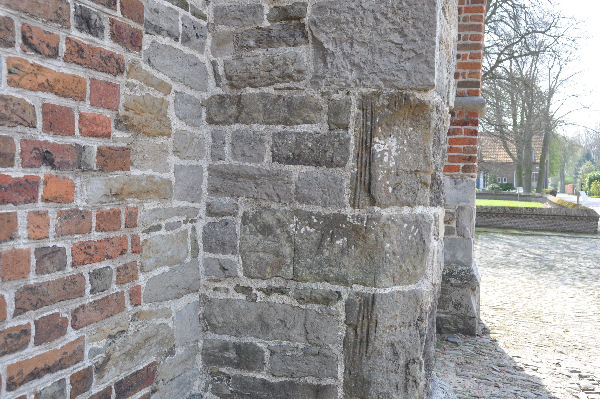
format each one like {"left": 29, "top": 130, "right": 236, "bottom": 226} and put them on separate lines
{"left": 476, "top": 199, "right": 545, "bottom": 208}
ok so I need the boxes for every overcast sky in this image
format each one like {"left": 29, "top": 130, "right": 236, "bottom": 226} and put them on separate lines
{"left": 553, "top": 0, "right": 600, "bottom": 137}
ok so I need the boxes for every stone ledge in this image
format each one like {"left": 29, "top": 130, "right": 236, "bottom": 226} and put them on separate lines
{"left": 452, "top": 96, "right": 486, "bottom": 115}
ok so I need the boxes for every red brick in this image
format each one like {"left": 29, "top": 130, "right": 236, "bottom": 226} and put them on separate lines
{"left": 35, "top": 246, "right": 67, "bottom": 275}
{"left": 0, "top": 135, "right": 16, "bottom": 167}
{"left": 456, "top": 61, "right": 481, "bottom": 70}
{"left": 96, "top": 208, "right": 121, "bottom": 232}
{"left": 71, "top": 291, "right": 125, "bottom": 329}
{"left": 114, "top": 362, "right": 157, "bottom": 399}
{"left": 97, "top": 146, "right": 130, "bottom": 171}
{"left": 0, "top": 94, "right": 37, "bottom": 128}
{"left": 0, "top": 295, "right": 6, "bottom": 321}
{"left": 21, "top": 23, "right": 59, "bottom": 57}
{"left": 64, "top": 37, "right": 125, "bottom": 76}
{"left": 70, "top": 366, "right": 93, "bottom": 398}
{"left": 14, "top": 274, "right": 86, "bottom": 315}
{"left": 125, "top": 206, "right": 138, "bottom": 228}
{"left": 0, "top": 323, "right": 30, "bottom": 357}
{"left": 90, "top": 386, "right": 112, "bottom": 399}
{"left": 447, "top": 146, "right": 462, "bottom": 154}
{"left": 110, "top": 18, "right": 142, "bottom": 52}
{"left": 116, "top": 261, "right": 138, "bottom": 284}
{"left": 91, "top": 0, "right": 117, "bottom": 9}
{"left": 42, "top": 103, "right": 75, "bottom": 135}
{"left": 28, "top": 210, "right": 50, "bottom": 240}
{"left": 90, "top": 79, "right": 120, "bottom": 110}
{"left": 447, "top": 155, "right": 477, "bottom": 164}
{"left": 444, "top": 165, "right": 461, "bottom": 173}
{"left": 34, "top": 312, "right": 68, "bottom": 345}
{"left": 79, "top": 112, "right": 111, "bottom": 138}
{"left": 42, "top": 174, "right": 75, "bottom": 203}
{"left": 129, "top": 285, "right": 141, "bottom": 306}
{"left": 450, "top": 118, "right": 478, "bottom": 127}
{"left": 0, "top": 174, "right": 40, "bottom": 205}
{"left": 0, "top": 211, "right": 18, "bottom": 242}
{"left": 56, "top": 209, "right": 92, "bottom": 237}
{"left": 6, "top": 337, "right": 84, "bottom": 391}
{"left": 131, "top": 234, "right": 141, "bottom": 254}
{"left": 0, "top": 248, "right": 30, "bottom": 281}
{"left": 0, "top": 0, "right": 71, "bottom": 29}
{"left": 462, "top": 164, "right": 478, "bottom": 173}
{"left": 463, "top": 145, "right": 478, "bottom": 154}
{"left": 0, "top": 15, "right": 15, "bottom": 48}
{"left": 7, "top": 57, "right": 86, "bottom": 101}
{"left": 463, "top": 128, "right": 478, "bottom": 136}
{"left": 449, "top": 137, "right": 478, "bottom": 146}
{"left": 21, "top": 140, "right": 82, "bottom": 170}
{"left": 120, "top": 0, "right": 144, "bottom": 24}
{"left": 72, "top": 235, "right": 128, "bottom": 266}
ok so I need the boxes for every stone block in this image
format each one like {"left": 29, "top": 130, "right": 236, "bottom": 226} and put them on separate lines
{"left": 308, "top": 0, "right": 438, "bottom": 89}
{"left": 202, "top": 298, "right": 338, "bottom": 346}
{"left": 142, "top": 230, "right": 188, "bottom": 272}
{"left": 295, "top": 170, "right": 346, "bottom": 207}
{"left": 206, "top": 199, "right": 238, "bottom": 217}
{"left": 234, "top": 22, "right": 309, "bottom": 51}
{"left": 343, "top": 289, "right": 431, "bottom": 398}
{"left": 206, "top": 93, "right": 322, "bottom": 125}
{"left": 211, "top": 129, "right": 227, "bottom": 161}
{"left": 155, "top": 348, "right": 200, "bottom": 399}
{"left": 210, "top": 31, "right": 234, "bottom": 58}
{"left": 443, "top": 177, "right": 476, "bottom": 206}
{"left": 269, "top": 345, "right": 337, "bottom": 378}
{"left": 203, "top": 219, "right": 237, "bottom": 255}
{"left": 213, "top": 3, "right": 264, "bottom": 27}
{"left": 145, "top": 0, "right": 179, "bottom": 40}
{"left": 174, "top": 92, "right": 203, "bottom": 127}
{"left": 327, "top": 98, "right": 352, "bottom": 129}
{"left": 126, "top": 62, "right": 172, "bottom": 95}
{"left": 145, "top": 41, "right": 208, "bottom": 91}
{"left": 175, "top": 301, "right": 200, "bottom": 347}
{"left": 224, "top": 51, "right": 307, "bottom": 88}
{"left": 174, "top": 165, "right": 203, "bottom": 203}
{"left": 210, "top": 375, "right": 337, "bottom": 399}
{"left": 444, "top": 237, "right": 473, "bottom": 266}
{"left": 292, "top": 288, "right": 341, "bottom": 307}
{"left": 456, "top": 205, "right": 475, "bottom": 238}
{"left": 208, "top": 164, "right": 294, "bottom": 203}
{"left": 174, "top": 130, "right": 206, "bottom": 160}
{"left": 126, "top": 136, "right": 169, "bottom": 173}
{"left": 87, "top": 176, "right": 172, "bottom": 204}
{"left": 143, "top": 261, "right": 201, "bottom": 303}
{"left": 230, "top": 131, "right": 266, "bottom": 163}
{"left": 36, "top": 378, "right": 66, "bottom": 399}
{"left": 89, "top": 266, "right": 112, "bottom": 294}
{"left": 202, "top": 339, "right": 265, "bottom": 371}
{"left": 117, "top": 93, "right": 171, "bottom": 137}
{"left": 141, "top": 207, "right": 199, "bottom": 227}
{"left": 204, "top": 257, "right": 238, "bottom": 280}
{"left": 181, "top": 15, "right": 207, "bottom": 53}
{"left": 74, "top": 4, "right": 104, "bottom": 38}
{"left": 272, "top": 130, "right": 350, "bottom": 168}
{"left": 267, "top": 2, "right": 307, "bottom": 22}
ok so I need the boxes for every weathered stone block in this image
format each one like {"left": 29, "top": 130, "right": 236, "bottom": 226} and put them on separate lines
{"left": 117, "top": 93, "right": 171, "bottom": 137}
{"left": 206, "top": 199, "right": 238, "bottom": 217}
{"left": 267, "top": 2, "right": 307, "bottom": 22}
{"left": 174, "top": 130, "right": 206, "bottom": 160}
{"left": 37, "top": 378, "right": 66, "bottom": 399}
{"left": 295, "top": 171, "right": 346, "bottom": 207}
{"left": 202, "top": 298, "right": 338, "bottom": 346}
{"left": 456, "top": 205, "right": 475, "bottom": 238}
{"left": 141, "top": 207, "right": 199, "bottom": 227}
{"left": 269, "top": 345, "right": 337, "bottom": 378}
{"left": 74, "top": 4, "right": 104, "bottom": 38}
{"left": 343, "top": 289, "right": 431, "bottom": 398}
{"left": 272, "top": 130, "right": 350, "bottom": 167}
{"left": 230, "top": 131, "right": 266, "bottom": 163}
{"left": 203, "top": 219, "right": 237, "bottom": 255}
{"left": 211, "top": 31, "right": 234, "bottom": 58}
{"left": 204, "top": 257, "right": 238, "bottom": 280}
{"left": 328, "top": 98, "right": 352, "bottom": 130}
{"left": 142, "top": 230, "right": 188, "bottom": 272}
{"left": 202, "top": 339, "right": 265, "bottom": 371}
{"left": 127, "top": 62, "right": 172, "bottom": 95}
{"left": 145, "top": 41, "right": 208, "bottom": 91}
{"left": 174, "top": 165, "right": 203, "bottom": 203}
{"left": 175, "top": 301, "right": 201, "bottom": 347}
{"left": 155, "top": 347, "right": 199, "bottom": 399}
{"left": 206, "top": 93, "right": 322, "bottom": 125}
{"left": 224, "top": 51, "right": 306, "bottom": 89}
{"left": 444, "top": 237, "right": 473, "bottom": 266}
{"left": 89, "top": 266, "right": 112, "bottom": 294}
{"left": 143, "top": 261, "right": 201, "bottom": 302}
{"left": 145, "top": 0, "right": 179, "bottom": 40}
{"left": 208, "top": 165, "right": 294, "bottom": 203}
{"left": 87, "top": 176, "right": 172, "bottom": 204}
{"left": 181, "top": 15, "right": 207, "bottom": 53}
{"left": 213, "top": 3, "right": 264, "bottom": 27}
{"left": 174, "top": 92, "right": 203, "bottom": 127}
{"left": 308, "top": 0, "right": 438, "bottom": 89}
{"left": 292, "top": 288, "right": 341, "bottom": 307}
{"left": 211, "top": 129, "right": 227, "bottom": 161}
{"left": 211, "top": 375, "right": 337, "bottom": 399}
{"left": 234, "top": 22, "right": 308, "bottom": 51}
{"left": 444, "top": 177, "right": 476, "bottom": 206}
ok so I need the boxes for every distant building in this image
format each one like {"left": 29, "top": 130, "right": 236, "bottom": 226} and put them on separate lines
{"left": 478, "top": 135, "right": 548, "bottom": 190}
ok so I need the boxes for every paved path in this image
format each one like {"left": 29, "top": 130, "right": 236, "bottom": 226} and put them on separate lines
{"left": 435, "top": 229, "right": 600, "bottom": 399}
{"left": 557, "top": 193, "right": 600, "bottom": 214}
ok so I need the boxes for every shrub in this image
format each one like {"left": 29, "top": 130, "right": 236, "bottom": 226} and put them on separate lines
{"left": 579, "top": 161, "right": 596, "bottom": 187}
{"left": 583, "top": 171, "right": 600, "bottom": 193}
{"left": 486, "top": 183, "right": 502, "bottom": 191}
{"left": 499, "top": 182, "right": 515, "bottom": 191}
{"left": 544, "top": 188, "right": 558, "bottom": 196}
{"left": 591, "top": 180, "right": 600, "bottom": 197}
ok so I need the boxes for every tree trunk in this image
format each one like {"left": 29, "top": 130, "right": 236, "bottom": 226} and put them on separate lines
{"left": 560, "top": 166, "right": 565, "bottom": 193}
{"left": 536, "top": 131, "right": 551, "bottom": 193}
{"left": 523, "top": 141, "right": 533, "bottom": 192}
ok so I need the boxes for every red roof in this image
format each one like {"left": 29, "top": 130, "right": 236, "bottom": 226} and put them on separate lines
{"left": 479, "top": 135, "right": 544, "bottom": 163}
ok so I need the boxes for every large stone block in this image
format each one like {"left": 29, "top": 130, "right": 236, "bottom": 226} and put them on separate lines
{"left": 272, "top": 130, "right": 350, "bottom": 168}
{"left": 269, "top": 345, "right": 337, "bottom": 378}
{"left": 234, "top": 22, "right": 309, "bottom": 51}
{"left": 295, "top": 170, "right": 346, "bottom": 207}
{"left": 308, "top": 0, "right": 438, "bottom": 89}
{"left": 205, "top": 93, "right": 322, "bottom": 125}
{"left": 207, "top": 165, "right": 294, "bottom": 203}
{"left": 444, "top": 177, "right": 476, "bottom": 206}
{"left": 175, "top": 301, "right": 201, "bottom": 347}
{"left": 145, "top": 0, "right": 180, "bottom": 40}
{"left": 213, "top": 3, "right": 264, "bottom": 27}
{"left": 240, "top": 208, "right": 433, "bottom": 287}
{"left": 117, "top": 93, "right": 171, "bottom": 137}
{"left": 202, "top": 298, "right": 339, "bottom": 346}
{"left": 174, "top": 130, "right": 206, "bottom": 160}
{"left": 174, "top": 165, "right": 203, "bottom": 203}
{"left": 203, "top": 219, "right": 237, "bottom": 255}
{"left": 143, "top": 261, "right": 201, "bottom": 302}
{"left": 444, "top": 237, "right": 473, "bottom": 266}
{"left": 343, "top": 289, "right": 431, "bottom": 398}
{"left": 204, "top": 257, "right": 238, "bottom": 280}
{"left": 224, "top": 51, "right": 307, "bottom": 89}
{"left": 142, "top": 230, "right": 188, "bottom": 272}
{"left": 210, "top": 374, "right": 336, "bottom": 399}
{"left": 230, "top": 130, "right": 266, "bottom": 163}
{"left": 174, "top": 92, "right": 203, "bottom": 127}
{"left": 87, "top": 176, "right": 172, "bottom": 204}
{"left": 144, "top": 42, "right": 208, "bottom": 91}
{"left": 202, "top": 339, "right": 265, "bottom": 371}
{"left": 181, "top": 15, "right": 207, "bottom": 53}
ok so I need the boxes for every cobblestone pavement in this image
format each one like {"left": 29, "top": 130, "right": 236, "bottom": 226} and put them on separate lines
{"left": 435, "top": 229, "right": 600, "bottom": 399}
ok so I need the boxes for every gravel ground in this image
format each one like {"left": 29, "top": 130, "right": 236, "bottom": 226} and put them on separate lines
{"left": 435, "top": 229, "right": 600, "bottom": 399}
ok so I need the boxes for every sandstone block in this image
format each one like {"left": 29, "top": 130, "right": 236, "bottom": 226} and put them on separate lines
{"left": 174, "top": 92, "right": 203, "bottom": 127}
{"left": 117, "top": 93, "right": 171, "bottom": 137}
{"left": 234, "top": 22, "right": 308, "bottom": 51}
{"left": 267, "top": 2, "right": 307, "bottom": 22}
{"left": 143, "top": 261, "right": 201, "bottom": 302}
{"left": 174, "top": 165, "right": 203, "bottom": 203}
{"left": 126, "top": 62, "right": 172, "bottom": 95}
{"left": 213, "top": 3, "right": 263, "bottom": 27}
{"left": 272, "top": 130, "right": 350, "bottom": 167}
{"left": 145, "top": 42, "right": 208, "bottom": 91}
{"left": 142, "top": 230, "right": 188, "bottom": 272}
{"left": 174, "top": 130, "right": 206, "bottom": 160}
{"left": 224, "top": 51, "right": 307, "bottom": 88}
{"left": 87, "top": 175, "right": 172, "bottom": 204}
